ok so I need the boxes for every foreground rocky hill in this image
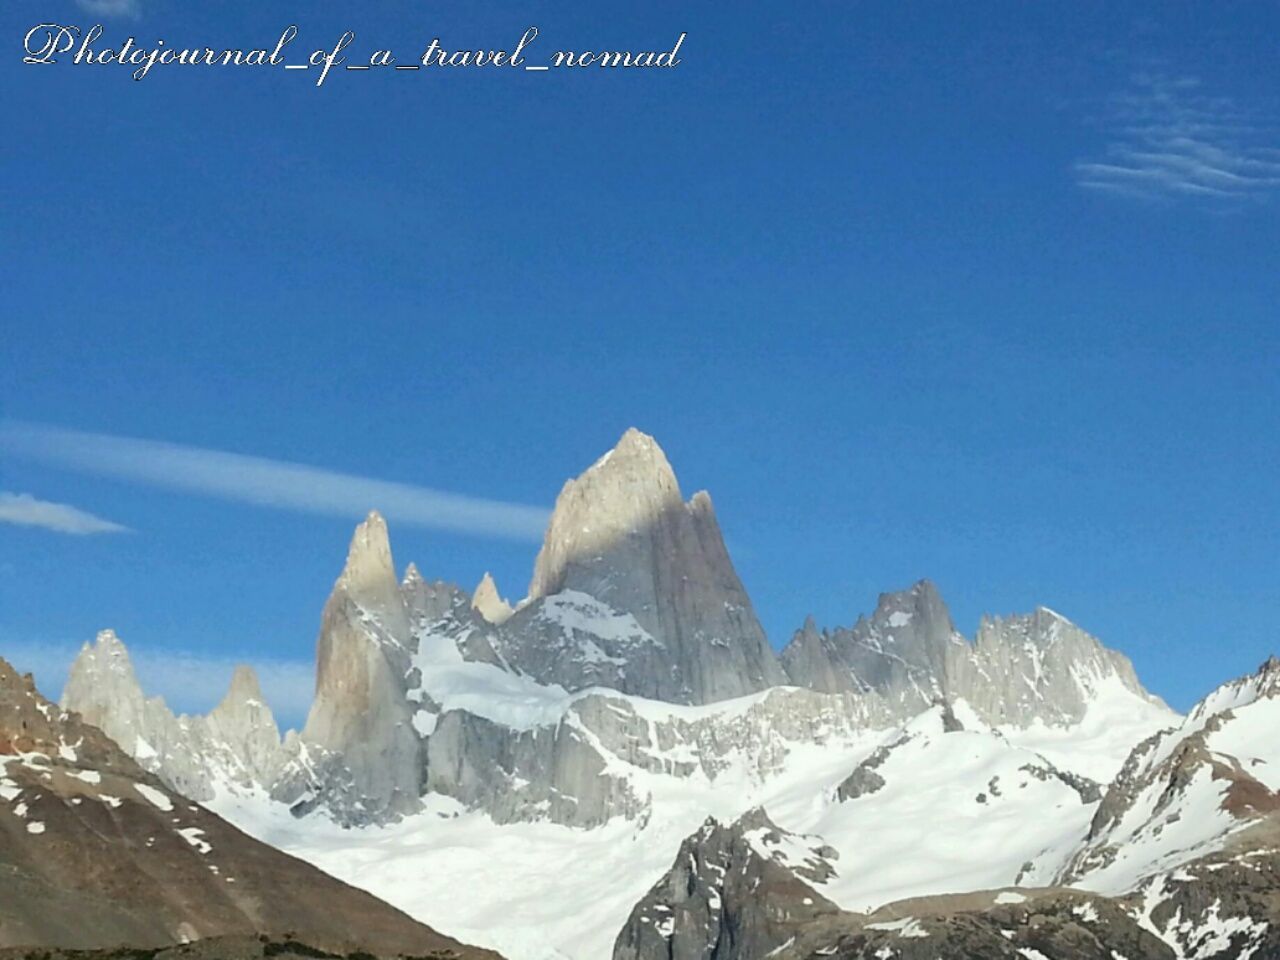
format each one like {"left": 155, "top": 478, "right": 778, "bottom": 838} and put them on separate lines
{"left": 0, "top": 657, "right": 496, "bottom": 957}
{"left": 0, "top": 936, "right": 469, "bottom": 960}
{"left": 617, "top": 802, "right": 1280, "bottom": 960}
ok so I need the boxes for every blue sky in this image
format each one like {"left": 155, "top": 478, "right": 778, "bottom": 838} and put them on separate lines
{"left": 3, "top": 1, "right": 1278, "bottom": 726}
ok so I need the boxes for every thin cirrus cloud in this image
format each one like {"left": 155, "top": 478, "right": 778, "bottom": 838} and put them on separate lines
{"left": 0, "top": 491, "right": 130, "bottom": 535}
{"left": 1076, "top": 73, "right": 1280, "bottom": 203}
{"left": 0, "top": 420, "right": 550, "bottom": 542}
{"left": 75, "top": 0, "right": 141, "bottom": 18}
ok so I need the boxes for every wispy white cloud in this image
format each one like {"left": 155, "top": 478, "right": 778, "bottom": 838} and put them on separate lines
{"left": 2, "top": 637, "right": 316, "bottom": 731}
{"left": 0, "top": 420, "right": 549, "bottom": 541}
{"left": 75, "top": 0, "right": 141, "bottom": 19}
{"left": 0, "top": 491, "right": 129, "bottom": 535}
{"left": 1076, "top": 74, "right": 1280, "bottom": 203}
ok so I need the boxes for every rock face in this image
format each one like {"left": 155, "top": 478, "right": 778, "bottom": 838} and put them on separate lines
{"left": 423, "top": 699, "right": 648, "bottom": 828}
{"left": 514, "top": 429, "right": 786, "bottom": 704}
{"left": 0, "top": 656, "right": 496, "bottom": 957}
{"left": 612, "top": 808, "right": 840, "bottom": 960}
{"left": 957, "top": 607, "right": 1158, "bottom": 726}
{"left": 296, "top": 511, "right": 422, "bottom": 821}
{"left": 61, "top": 631, "right": 284, "bottom": 802}
{"left": 471, "top": 572, "right": 514, "bottom": 625}
{"left": 781, "top": 580, "right": 963, "bottom": 705}
{"left": 782, "top": 581, "right": 1165, "bottom": 727}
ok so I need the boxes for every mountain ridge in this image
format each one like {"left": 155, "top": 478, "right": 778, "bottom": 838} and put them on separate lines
{"left": 41, "top": 427, "right": 1270, "bottom": 960}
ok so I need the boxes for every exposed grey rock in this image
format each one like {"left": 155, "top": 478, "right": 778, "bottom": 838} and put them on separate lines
{"left": 956, "top": 606, "right": 1160, "bottom": 726}
{"left": 1017, "top": 761, "right": 1102, "bottom": 805}
{"left": 295, "top": 511, "right": 422, "bottom": 823}
{"left": 424, "top": 702, "right": 646, "bottom": 828}
{"left": 835, "top": 738, "right": 905, "bottom": 802}
{"left": 612, "top": 808, "right": 840, "bottom": 960}
{"left": 517, "top": 428, "right": 786, "bottom": 704}
{"left": 780, "top": 837, "right": 1280, "bottom": 960}
{"left": 782, "top": 582, "right": 1166, "bottom": 728}
{"left": 494, "top": 589, "right": 675, "bottom": 700}
{"left": 401, "top": 563, "right": 467, "bottom": 629}
{"left": 61, "top": 631, "right": 284, "bottom": 802}
{"left": 781, "top": 581, "right": 960, "bottom": 704}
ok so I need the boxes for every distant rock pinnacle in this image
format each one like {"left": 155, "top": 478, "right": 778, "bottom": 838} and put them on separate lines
{"left": 472, "top": 571, "right": 514, "bottom": 625}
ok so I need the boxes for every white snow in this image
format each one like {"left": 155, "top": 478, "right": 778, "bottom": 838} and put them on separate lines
{"left": 26, "top": 821, "right": 45, "bottom": 835}
{"left": 411, "top": 710, "right": 437, "bottom": 738}
{"left": 1073, "top": 901, "right": 1099, "bottom": 922}
{"left": 135, "top": 783, "right": 174, "bottom": 812}
{"left": 865, "top": 917, "right": 928, "bottom": 938}
{"left": 995, "top": 891, "right": 1027, "bottom": 904}
{"left": 206, "top": 686, "right": 1167, "bottom": 960}
{"left": 1068, "top": 675, "right": 1280, "bottom": 895}
{"left": 742, "top": 825, "right": 832, "bottom": 882}
{"left": 178, "top": 827, "right": 213, "bottom": 854}
{"left": 536, "top": 591, "right": 662, "bottom": 651}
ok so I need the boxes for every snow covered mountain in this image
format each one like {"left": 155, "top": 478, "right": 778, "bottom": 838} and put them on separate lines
{"left": 38, "top": 429, "right": 1280, "bottom": 960}
{"left": 1060, "top": 654, "right": 1280, "bottom": 892}
{"left": 63, "top": 629, "right": 284, "bottom": 802}
{"left": 781, "top": 579, "right": 1161, "bottom": 726}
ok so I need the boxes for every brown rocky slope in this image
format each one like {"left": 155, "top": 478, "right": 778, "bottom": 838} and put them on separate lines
{"left": 0, "top": 656, "right": 498, "bottom": 959}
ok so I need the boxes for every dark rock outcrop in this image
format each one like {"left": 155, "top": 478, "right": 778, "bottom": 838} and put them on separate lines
{"left": 612, "top": 808, "right": 839, "bottom": 960}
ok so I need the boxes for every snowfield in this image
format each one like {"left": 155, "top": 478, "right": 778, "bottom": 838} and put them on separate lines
{"left": 211, "top": 672, "right": 1175, "bottom": 960}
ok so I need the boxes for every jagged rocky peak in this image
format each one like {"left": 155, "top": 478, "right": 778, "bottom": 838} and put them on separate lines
{"left": 781, "top": 579, "right": 962, "bottom": 703}
{"left": 962, "top": 604, "right": 1164, "bottom": 726}
{"left": 298, "top": 510, "right": 422, "bottom": 822}
{"left": 507, "top": 428, "right": 785, "bottom": 705}
{"left": 61, "top": 629, "right": 149, "bottom": 743}
{"left": 402, "top": 561, "right": 471, "bottom": 626}
{"left": 219, "top": 663, "right": 264, "bottom": 707}
{"left": 1183, "top": 651, "right": 1280, "bottom": 725}
{"left": 67, "top": 628, "right": 142, "bottom": 688}
{"left": 783, "top": 582, "right": 1166, "bottom": 728}
{"left": 61, "top": 631, "right": 286, "bottom": 803}
{"left": 528, "top": 427, "right": 684, "bottom": 603}
{"left": 206, "top": 664, "right": 283, "bottom": 786}
{"left": 334, "top": 510, "right": 406, "bottom": 625}
{"left": 471, "top": 571, "right": 514, "bottom": 625}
